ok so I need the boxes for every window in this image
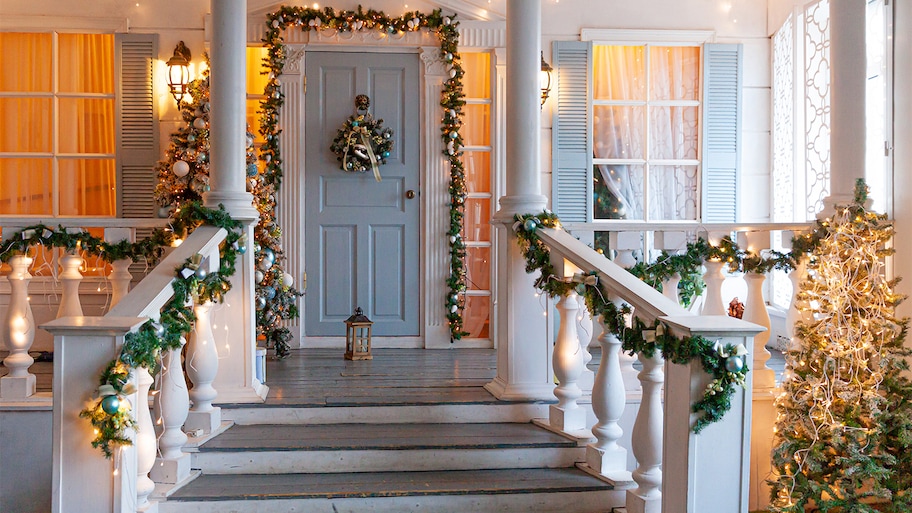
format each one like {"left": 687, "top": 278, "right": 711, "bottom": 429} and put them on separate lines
{"left": 0, "top": 32, "right": 116, "bottom": 216}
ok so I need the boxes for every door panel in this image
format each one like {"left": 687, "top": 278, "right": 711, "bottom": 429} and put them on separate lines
{"left": 305, "top": 52, "right": 420, "bottom": 337}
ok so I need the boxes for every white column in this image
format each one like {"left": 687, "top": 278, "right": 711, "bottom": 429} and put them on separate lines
{"left": 627, "top": 351, "right": 664, "bottom": 513}
{"left": 822, "top": 0, "right": 866, "bottom": 212}
{"left": 185, "top": 301, "right": 221, "bottom": 434}
{"left": 549, "top": 291, "right": 587, "bottom": 432}
{"left": 486, "top": 0, "right": 553, "bottom": 401}
{"left": 701, "top": 259, "right": 727, "bottom": 316}
{"left": 2, "top": 255, "right": 36, "bottom": 398}
{"left": 135, "top": 367, "right": 156, "bottom": 511}
{"left": 109, "top": 259, "right": 133, "bottom": 309}
{"left": 57, "top": 254, "right": 85, "bottom": 318}
{"left": 151, "top": 339, "right": 190, "bottom": 485}
{"left": 205, "top": 0, "right": 265, "bottom": 403}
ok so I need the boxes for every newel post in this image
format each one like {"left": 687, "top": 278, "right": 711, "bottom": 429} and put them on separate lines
{"left": 659, "top": 315, "right": 764, "bottom": 513}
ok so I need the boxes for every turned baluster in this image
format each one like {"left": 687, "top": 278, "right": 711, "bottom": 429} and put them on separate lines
{"left": 185, "top": 300, "right": 222, "bottom": 434}
{"left": 661, "top": 272, "right": 681, "bottom": 305}
{"left": 151, "top": 336, "right": 191, "bottom": 485}
{"left": 135, "top": 367, "right": 156, "bottom": 509}
{"left": 743, "top": 272, "right": 774, "bottom": 389}
{"left": 57, "top": 253, "right": 85, "bottom": 318}
{"left": 586, "top": 312, "right": 629, "bottom": 481}
{"left": 1, "top": 255, "right": 37, "bottom": 398}
{"left": 109, "top": 258, "right": 133, "bottom": 308}
{"left": 550, "top": 290, "right": 587, "bottom": 432}
{"left": 701, "top": 258, "right": 727, "bottom": 316}
{"left": 654, "top": 231, "right": 687, "bottom": 307}
{"left": 627, "top": 350, "right": 665, "bottom": 513}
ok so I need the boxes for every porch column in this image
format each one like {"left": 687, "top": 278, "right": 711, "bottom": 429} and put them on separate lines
{"left": 486, "top": 0, "right": 553, "bottom": 401}
{"left": 204, "top": 0, "right": 266, "bottom": 402}
{"left": 822, "top": 0, "right": 866, "bottom": 213}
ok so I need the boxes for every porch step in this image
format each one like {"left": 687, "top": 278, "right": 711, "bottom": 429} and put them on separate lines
{"left": 191, "top": 422, "right": 586, "bottom": 474}
{"left": 159, "top": 467, "right": 621, "bottom": 513}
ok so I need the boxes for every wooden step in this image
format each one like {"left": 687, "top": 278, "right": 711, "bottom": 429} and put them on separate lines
{"left": 159, "top": 468, "right": 621, "bottom": 513}
{"left": 192, "top": 422, "right": 587, "bottom": 474}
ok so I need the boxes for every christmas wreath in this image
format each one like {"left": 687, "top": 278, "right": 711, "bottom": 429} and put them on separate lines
{"left": 330, "top": 94, "right": 393, "bottom": 182}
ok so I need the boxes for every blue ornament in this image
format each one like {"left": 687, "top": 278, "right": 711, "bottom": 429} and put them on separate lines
{"left": 247, "top": 163, "right": 258, "bottom": 177}
{"left": 101, "top": 395, "right": 120, "bottom": 415}
{"left": 351, "top": 120, "right": 360, "bottom": 127}
{"left": 449, "top": 131, "right": 458, "bottom": 139}
{"left": 725, "top": 356, "right": 744, "bottom": 373}
{"left": 381, "top": 151, "right": 390, "bottom": 158}
{"left": 523, "top": 218, "right": 538, "bottom": 232}
{"left": 237, "top": 244, "right": 247, "bottom": 255}
{"left": 264, "top": 287, "right": 276, "bottom": 300}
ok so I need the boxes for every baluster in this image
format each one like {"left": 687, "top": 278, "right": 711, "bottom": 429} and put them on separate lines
{"left": 585, "top": 313, "right": 629, "bottom": 482}
{"left": 135, "top": 367, "right": 156, "bottom": 510}
{"left": 661, "top": 272, "right": 681, "bottom": 305}
{"left": 610, "top": 231, "right": 642, "bottom": 269}
{"left": 743, "top": 272, "right": 774, "bottom": 389}
{"left": 109, "top": 258, "right": 133, "bottom": 308}
{"left": 185, "top": 300, "right": 222, "bottom": 434}
{"left": 576, "top": 294, "right": 595, "bottom": 394}
{"left": 627, "top": 351, "right": 664, "bottom": 513}
{"left": 654, "top": 231, "right": 686, "bottom": 306}
{"left": 550, "top": 290, "right": 587, "bottom": 432}
{"left": 701, "top": 258, "right": 727, "bottom": 316}
{"left": 57, "top": 253, "right": 85, "bottom": 318}
{"left": 1, "top": 255, "right": 36, "bottom": 398}
{"left": 151, "top": 336, "right": 191, "bottom": 485}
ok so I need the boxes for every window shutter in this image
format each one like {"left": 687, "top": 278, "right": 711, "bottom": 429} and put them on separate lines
{"left": 116, "top": 33, "right": 158, "bottom": 219}
{"left": 701, "top": 43, "right": 743, "bottom": 223}
{"left": 551, "top": 41, "right": 592, "bottom": 223}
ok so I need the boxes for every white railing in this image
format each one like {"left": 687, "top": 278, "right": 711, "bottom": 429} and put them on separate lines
{"left": 535, "top": 224, "right": 806, "bottom": 513}
{"left": 1, "top": 223, "right": 227, "bottom": 513}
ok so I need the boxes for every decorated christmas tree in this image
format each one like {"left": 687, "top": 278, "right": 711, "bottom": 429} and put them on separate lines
{"left": 154, "top": 65, "right": 301, "bottom": 359}
{"left": 768, "top": 181, "right": 912, "bottom": 512}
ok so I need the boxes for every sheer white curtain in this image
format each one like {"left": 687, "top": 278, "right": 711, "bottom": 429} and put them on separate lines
{"left": 593, "top": 45, "right": 699, "bottom": 221}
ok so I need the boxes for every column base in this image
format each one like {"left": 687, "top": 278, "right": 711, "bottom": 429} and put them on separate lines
{"left": 213, "top": 381, "right": 268, "bottom": 404}
{"left": 626, "top": 490, "right": 662, "bottom": 513}
{"left": 184, "top": 407, "right": 222, "bottom": 435}
{"left": 492, "top": 194, "right": 548, "bottom": 222}
{"left": 1, "top": 374, "right": 36, "bottom": 399}
{"left": 484, "top": 377, "right": 554, "bottom": 402}
{"left": 203, "top": 191, "right": 259, "bottom": 221}
{"left": 151, "top": 453, "right": 191, "bottom": 485}
{"left": 549, "top": 403, "right": 587, "bottom": 432}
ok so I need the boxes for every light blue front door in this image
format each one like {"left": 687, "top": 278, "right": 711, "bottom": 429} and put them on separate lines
{"left": 304, "top": 51, "right": 420, "bottom": 337}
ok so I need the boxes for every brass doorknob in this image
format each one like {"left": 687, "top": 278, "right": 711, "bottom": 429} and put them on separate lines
{"left": 405, "top": 190, "right": 416, "bottom": 199}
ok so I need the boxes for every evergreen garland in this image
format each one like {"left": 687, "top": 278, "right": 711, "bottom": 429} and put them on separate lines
{"left": 260, "top": 5, "right": 469, "bottom": 340}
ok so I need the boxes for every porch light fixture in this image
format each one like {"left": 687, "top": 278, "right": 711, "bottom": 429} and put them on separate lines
{"left": 344, "top": 307, "right": 373, "bottom": 360}
{"left": 540, "top": 52, "right": 553, "bottom": 108}
{"left": 166, "top": 41, "right": 192, "bottom": 109}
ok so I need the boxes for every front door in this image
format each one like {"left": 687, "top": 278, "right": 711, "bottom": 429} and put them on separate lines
{"left": 304, "top": 51, "right": 420, "bottom": 337}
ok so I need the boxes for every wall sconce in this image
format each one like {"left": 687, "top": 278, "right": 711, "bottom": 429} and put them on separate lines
{"left": 540, "top": 52, "right": 553, "bottom": 108}
{"left": 166, "top": 41, "right": 192, "bottom": 109}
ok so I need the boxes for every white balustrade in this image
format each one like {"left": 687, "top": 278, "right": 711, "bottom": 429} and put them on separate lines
{"left": 151, "top": 336, "right": 191, "bottom": 485}
{"left": 2, "top": 254, "right": 37, "bottom": 398}
{"left": 701, "top": 259, "right": 727, "bottom": 316}
{"left": 585, "top": 312, "right": 631, "bottom": 485}
{"left": 627, "top": 351, "right": 664, "bottom": 513}
{"left": 660, "top": 272, "right": 681, "bottom": 305}
{"left": 743, "top": 272, "right": 774, "bottom": 389}
{"left": 109, "top": 258, "right": 133, "bottom": 308}
{"left": 549, "top": 290, "right": 587, "bottom": 432}
{"left": 610, "top": 231, "right": 642, "bottom": 269}
{"left": 135, "top": 367, "right": 156, "bottom": 510}
{"left": 576, "top": 294, "right": 595, "bottom": 395}
{"left": 57, "top": 253, "right": 85, "bottom": 318}
{"left": 185, "top": 300, "right": 222, "bottom": 434}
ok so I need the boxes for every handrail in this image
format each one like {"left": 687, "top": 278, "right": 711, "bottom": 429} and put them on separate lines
{"left": 0, "top": 217, "right": 170, "bottom": 230}
{"left": 560, "top": 220, "right": 815, "bottom": 234}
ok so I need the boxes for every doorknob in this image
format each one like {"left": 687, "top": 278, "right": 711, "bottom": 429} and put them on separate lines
{"left": 405, "top": 190, "right": 416, "bottom": 199}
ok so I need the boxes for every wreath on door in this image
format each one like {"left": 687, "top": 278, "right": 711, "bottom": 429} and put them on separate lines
{"left": 330, "top": 94, "right": 393, "bottom": 182}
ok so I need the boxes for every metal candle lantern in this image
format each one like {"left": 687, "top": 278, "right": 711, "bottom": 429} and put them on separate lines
{"left": 344, "top": 307, "right": 373, "bottom": 360}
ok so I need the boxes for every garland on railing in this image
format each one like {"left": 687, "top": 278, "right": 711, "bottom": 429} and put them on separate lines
{"left": 259, "top": 5, "right": 469, "bottom": 340}
{"left": 514, "top": 210, "right": 750, "bottom": 433}
{"left": 0, "top": 203, "right": 244, "bottom": 458}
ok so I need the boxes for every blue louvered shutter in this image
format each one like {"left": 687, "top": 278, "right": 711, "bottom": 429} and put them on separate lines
{"left": 701, "top": 43, "right": 743, "bottom": 222}
{"left": 116, "top": 33, "right": 158, "bottom": 219}
{"left": 551, "top": 41, "right": 592, "bottom": 223}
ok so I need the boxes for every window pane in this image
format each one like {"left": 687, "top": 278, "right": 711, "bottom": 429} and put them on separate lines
{"left": 246, "top": 46, "right": 270, "bottom": 94}
{"left": 462, "top": 295, "right": 490, "bottom": 339}
{"left": 648, "top": 106, "right": 699, "bottom": 160}
{"left": 462, "top": 151, "right": 491, "bottom": 193}
{"left": 464, "top": 198, "right": 491, "bottom": 242}
{"left": 461, "top": 104, "right": 490, "bottom": 146}
{"left": 465, "top": 246, "right": 491, "bottom": 291}
{"left": 246, "top": 99, "right": 264, "bottom": 144}
{"left": 58, "top": 33, "right": 114, "bottom": 94}
{"left": 0, "top": 33, "right": 52, "bottom": 92}
{"left": 461, "top": 52, "right": 491, "bottom": 99}
{"left": 59, "top": 98, "right": 116, "bottom": 153}
{"left": 58, "top": 159, "right": 116, "bottom": 216}
{"left": 594, "top": 105, "right": 645, "bottom": 159}
{"left": 649, "top": 46, "right": 700, "bottom": 100}
{"left": 0, "top": 98, "right": 53, "bottom": 152}
{"left": 648, "top": 165, "right": 698, "bottom": 220}
{"left": 0, "top": 158, "right": 52, "bottom": 214}
{"left": 593, "top": 164, "right": 645, "bottom": 220}
{"left": 593, "top": 45, "right": 646, "bottom": 100}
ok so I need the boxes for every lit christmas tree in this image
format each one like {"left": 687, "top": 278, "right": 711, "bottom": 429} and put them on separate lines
{"left": 154, "top": 66, "right": 301, "bottom": 359}
{"left": 769, "top": 180, "right": 912, "bottom": 513}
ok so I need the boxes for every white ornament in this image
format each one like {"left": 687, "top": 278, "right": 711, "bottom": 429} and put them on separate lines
{"left": 449, "top": 69, "right": 457, "bottom": 79}
{"left": 272, "top": 19, "right": 280, "bottom": 28}
{"left": 193, "top": 117, "right": 206, "bottom": 130}
{"left": 282, "top": 272, "right": 294, "bottom": 288}
{"left": 255, "top": 270, "right": 265, "bottom": 283}
{"left": 443, "top": 17, "right": 451, "bottom": 25}
{"left": 352, "top": 144, "right": 369, "bottom": 159}
{"left": 172, "top": 160, "right": 190, "bottom": 177}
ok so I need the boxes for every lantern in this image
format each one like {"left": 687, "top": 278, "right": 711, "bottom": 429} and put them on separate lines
{"left": 540, "top": 52, "right": 553, "bottom": 107}
{"left": 344, "top": 307, "right": 373, "bottom": 360}
{"left": 166, "top": 41, "right": 192, "bottom": 108}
